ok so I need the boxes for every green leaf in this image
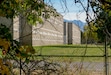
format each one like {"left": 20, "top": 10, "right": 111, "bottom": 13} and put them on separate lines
{"left": 27, "top": 14, "right": 37, "bottom": 25}
{"left": 21, "top": 52, "right": 28, "bottom": 58}
{"left": 25, "top": 58, "right": 30, "bottom": 64}
{"left": 37, "top": 17, "right": 43, "bottom": 24}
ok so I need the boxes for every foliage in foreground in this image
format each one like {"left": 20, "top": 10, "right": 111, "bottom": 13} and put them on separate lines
{"left": 0, "top": 0, "right": 59, "bottom": 74}
{"left": 0, "top": 24, "right": 36, "bottom": 74}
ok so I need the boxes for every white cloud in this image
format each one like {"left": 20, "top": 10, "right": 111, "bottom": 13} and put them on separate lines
{"left": 61, "top": 12, "right": 94, "bottom": 22}
{"left": 61, "top": 12, "right": 86, "bottom": 22}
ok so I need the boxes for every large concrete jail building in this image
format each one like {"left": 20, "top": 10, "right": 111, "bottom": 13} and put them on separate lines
{"left": 13, "top": 14, "right": 64, "bottom": 46}
{"left": 0, "top": 14, "right": 81, "bottom": 46}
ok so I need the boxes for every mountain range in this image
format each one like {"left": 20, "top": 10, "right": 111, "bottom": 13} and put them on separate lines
{"left": 64, "top": 19, "right": 86, "bottom": 31}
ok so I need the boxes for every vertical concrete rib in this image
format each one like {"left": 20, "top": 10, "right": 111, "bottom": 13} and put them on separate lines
{"left": 63, "top": 22, "right": 67, "bottom": 44}
{"left": 68, "top": 22, "right": 72, "bottom": 44}
{"left": 19, "top": 15, "right": 32, "bottom": 46}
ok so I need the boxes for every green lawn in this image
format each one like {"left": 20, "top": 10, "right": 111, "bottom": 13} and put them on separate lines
{"left": 34, "top": 44, "right": 111, "bottom": 62}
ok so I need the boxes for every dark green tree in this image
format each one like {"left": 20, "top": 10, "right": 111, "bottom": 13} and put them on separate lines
{"left": 75, "top": 0, "right": 111, "bottom": 44}
{"left": 83, "top": 22, "right": 98, "bottom": 44}
{"left": 90, "top": 0, "right": 111, "bottom": 44}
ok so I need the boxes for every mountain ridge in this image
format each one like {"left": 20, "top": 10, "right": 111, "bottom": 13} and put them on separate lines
{"left": 64, "top": 19, "right": 86, "bottom": 31}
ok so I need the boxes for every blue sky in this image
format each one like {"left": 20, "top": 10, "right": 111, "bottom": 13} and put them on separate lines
{"left": 44, "top": 0, "right": 89, "bottom": 22}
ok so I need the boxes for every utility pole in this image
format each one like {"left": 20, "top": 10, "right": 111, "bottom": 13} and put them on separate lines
{"left": 105, "top": 35, "right": 108, "bottom": 75}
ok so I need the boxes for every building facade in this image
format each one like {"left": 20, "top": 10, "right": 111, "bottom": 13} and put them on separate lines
{"left": 13, "top": 14, "right": 64, "bottom": 46}
{"left": 32, "top": 15, "right": 63, "bottom": 46}
{"left": 13, "top": 13, "right": 81, "bottom": 46}
{"left": 13, "top": 16, "right": 32, "bottom": 45}
{"left": 64, "top": 22, "right": 81, "bottom": 44}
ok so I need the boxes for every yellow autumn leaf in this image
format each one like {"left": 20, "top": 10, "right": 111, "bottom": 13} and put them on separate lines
{"left": 1, "top": 65, "right": 10, "bottom": 75}
{"left": 0, "top": 58, "right": 10, "bottom": 75}
{"left": 16, "top": 53, "right": 21, "bottom": 57}
{"left": 16, "top": 0, "right": 18, "bottom": 2}
{"left": 0, "top": 38, "right": 10, "bottom": 46}
{"left": 19, "top": 46, "right": 24, "bottom": 51}
{"left": 0, "top": 38, "right": 10, "bottom": 54}
{"left": 26, "top": 46, "right": 31, "bottom": 53}
{"left": 15, "top": 0, "right": 22, "bottom": 3}
{"left": 0, "top": 9, "right": 5, "bottom": 17}
{"left": 5, "top": 61, "right": 12, "bottom": 68}
{"left": 0, "top": 38, "right": 4, "bottom": 46}
{"left": 0, "top": 58, "right": 3, "bottom": 65}
{"left": 26, "top": 46, "right": 35, "bottom": 54}
{"left": 3, "top": 41, "right": 10, "bottom": 53}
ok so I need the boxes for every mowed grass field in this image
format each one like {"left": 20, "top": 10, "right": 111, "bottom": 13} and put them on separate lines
{"left": 34, "top": 44, "right": 111, "bottom": 62}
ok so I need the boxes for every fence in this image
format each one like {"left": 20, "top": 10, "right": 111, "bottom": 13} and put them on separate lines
{"left": 2, "top": 43, "right": 111, "bottom": 75}
{"left": 3, "top": 55, "right": 110, "bottom": 75}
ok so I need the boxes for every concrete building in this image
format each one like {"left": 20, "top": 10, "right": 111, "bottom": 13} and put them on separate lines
{"left": 1, "top": 14, "right": 81, "bottom": 46}
{"left": 64, "top": 22, "right": 81, "bottom": 44}
{"left": 13, "top": 17, "right": 81, "bottom": 46}
{"left": 32, "top": 15, "right": 63, "bottom": 46}
{"left": 13, "top": 14, "right": 63, "bottom": 46}
{"left": 13, "top": 16, "right": 32, "bottom": 45}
